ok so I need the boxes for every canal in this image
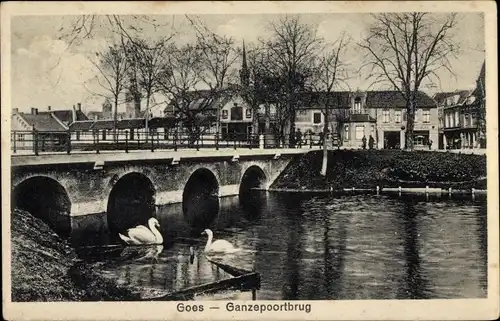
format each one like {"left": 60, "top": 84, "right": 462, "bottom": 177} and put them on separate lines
{"left": 76, "top": 192, "right": 487, "bottom": 300}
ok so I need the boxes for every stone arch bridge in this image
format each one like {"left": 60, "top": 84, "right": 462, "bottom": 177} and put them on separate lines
{"left": 11, "top": 149, "right": 305, "bottom": 245}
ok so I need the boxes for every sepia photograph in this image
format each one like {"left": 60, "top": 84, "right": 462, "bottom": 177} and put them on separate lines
{"left": 2, "top": 1, "right": 498, "bottom": 320}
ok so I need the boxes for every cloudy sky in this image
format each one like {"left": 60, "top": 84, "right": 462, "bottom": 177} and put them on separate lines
{"left": 10, "top": 13, "right": 485, "bottom": 114}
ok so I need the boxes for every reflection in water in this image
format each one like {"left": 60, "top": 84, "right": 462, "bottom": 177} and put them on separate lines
{"left": 82, "top": 192, "right": 487, "bottom": 300}
{"left": 396, "top": 200, "right": 429, "bottom": 299}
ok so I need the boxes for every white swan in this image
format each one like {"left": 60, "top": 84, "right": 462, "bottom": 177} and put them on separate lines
{"left": 119, "top": 218, "right": 163, "bottom": 245}
{"left": 202, "top": 229, "right": 239, "bottom": 254}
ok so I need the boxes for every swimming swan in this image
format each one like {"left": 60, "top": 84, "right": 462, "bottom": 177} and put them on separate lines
{"left": 202, "top": 229, "right": 239, "bottom": 253}
{"left": 119, "top": 218, "right": 163, "bottom": 245}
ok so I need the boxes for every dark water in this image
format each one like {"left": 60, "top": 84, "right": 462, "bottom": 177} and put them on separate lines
{"left": 81, "top": 192, "right": 487, "bottom": 300}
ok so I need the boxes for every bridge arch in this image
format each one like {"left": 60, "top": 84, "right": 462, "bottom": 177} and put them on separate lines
{"left": 182, "top": 168, "right": 220, "bottom": 232}
{"left": 238, "top": 165, "right": 268, "bottom": 220}
{"left": 239, "top": 165, "right": 268, "bottom": 194}
{"left": 12, "top": 176, "right": 72, "bottom": 238}
{"left": 106, "top": 172, "right": 156, "bottom": 239}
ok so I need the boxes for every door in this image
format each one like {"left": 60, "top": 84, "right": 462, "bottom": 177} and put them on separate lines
{"left": 383, "top": 131, "right": 400, "bottom": 149}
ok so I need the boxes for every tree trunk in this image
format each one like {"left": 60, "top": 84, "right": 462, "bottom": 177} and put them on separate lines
{"left": 320, "top": 111, "right": 329, "bottom": 177}
{"left": 405, "top": 97, "right": 416, "bottom": 151}
{"left": 113, "top": 98, "right": 118, "bottom": 143}
{"left": 143, "top": 94, "right": 149, "bottom": 143}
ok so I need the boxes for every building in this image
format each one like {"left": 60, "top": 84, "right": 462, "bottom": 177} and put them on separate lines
{"left": 434, "top": 62, "right": 486, "bottom": 150}
{"left": 434, "top": 89, "right": 484, "bottom": 150}
{"left": 472, "top": 62, "right": 486, "bottom": 148}
{"left": 11, "top": 104, "right": 88, "bottom": 152}
{"left": 291, "top": 90, "right": 438, "bottom": 149}
{"left": 434, "top": 90, "right": 471, "bottom": 149}
{"left": 163, "top": 90, "right": 221, "bottom": 134}
{"left": 87, "top": 98, "right": 127, "bottom": 120}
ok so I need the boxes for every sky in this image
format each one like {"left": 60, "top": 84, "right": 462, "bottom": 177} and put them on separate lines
{"left": 10, "top": 13, "right": 485, "bottom": 115}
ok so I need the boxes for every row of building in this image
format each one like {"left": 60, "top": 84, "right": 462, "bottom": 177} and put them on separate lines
{"left": 11, "top": 58, "right": 485, "bottom": 151}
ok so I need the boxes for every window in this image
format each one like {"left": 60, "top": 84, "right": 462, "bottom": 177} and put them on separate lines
{"left": 102, "top": 130, "right": 107, "bottom": 141}
{"left": 471, "top": 113, "right": 476, "bottom": 126}
{"left": 18, "top": 134, "right": 24, "bottom": 141}
{"left": 353, "top": 97, "right": 362, "bottom": 114}
{"left": 76, "top": 131, "right": 80, "bottom": 141}
{"left": 403, "top": 110, "right": 407, "bottom": 121}
{"left": 383, "top": 109, "right": 390, "bottom": 123}
{"left": 245, "top": 108, "right": 252, "bottom": 118}
{"left": 344, "top": 124, "right": 349, "bottom": 141}
{"left": 464, "top": 114, "right": 470, "bottom": 127}
{"left": 422, "top": 109, "right": 430, "bottom": 123}
{"left": 395, "top": 110, "right": 402, "bottom": 123}
{"left": 355, "top": 125, "right": 365, "bottom": 140}
{"left": 454, "top": 111, "right": 460, "bottom": 127}
{"left": 230, "top": 105, "right": 243, "bottom": 120}
{"left": 313, "top": 112, "right": 322, "bottom": 124}
{"left": 130, "top": 128, "right": 135, "bottom": 140}
{"left": 221, "top": 109, "right": 228, "bottom": 120}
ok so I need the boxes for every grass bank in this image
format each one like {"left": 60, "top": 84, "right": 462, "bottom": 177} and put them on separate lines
{"left": 11, "top": 209, "right": 139, "bottom": 302}
{"left": 271, "top": 150, "right": 487, "bottom": 191}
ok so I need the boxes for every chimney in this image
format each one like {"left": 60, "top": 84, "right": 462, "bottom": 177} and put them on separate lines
{"left": 77, "top": 103, "right": 82, "bottom": 111}
{"left": 48, "top": 106, "right": 51, "bottom": 111}
{"left": 13, "top": 108, "right": 19, "bottom": 113}
{"left": 72, "top": 105, "right": 77, "bottom": 122}
{"left": 31, "top": 107, "right": 38, "bottom": 115}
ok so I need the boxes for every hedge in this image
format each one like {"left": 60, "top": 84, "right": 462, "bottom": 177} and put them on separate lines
{"left": 271, "top": 150, "right": 487, "bottom": 190}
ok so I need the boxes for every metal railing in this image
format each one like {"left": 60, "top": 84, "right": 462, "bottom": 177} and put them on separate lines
{"left": 11, "top": 129, "right": 339, "bottom": 156}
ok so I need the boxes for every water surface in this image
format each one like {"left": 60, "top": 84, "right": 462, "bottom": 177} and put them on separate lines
{"left": 80, "top": 192, "right": 487, "bottom": 300}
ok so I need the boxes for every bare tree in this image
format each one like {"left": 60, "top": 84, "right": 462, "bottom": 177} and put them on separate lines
{"left": 59, "top": 15, "right": 175, "bottom": 49}
{"left": 311, "top": 33, "right": 350, "bottom": 176}
{"left": 359, "top": 13, "right": 458, "bottom": 150}
{"left": 261, "top": 16, "right": 322, "bottom": 146}
{"left": 157, "top": 43, "right": 217, "bottom": 145}
{"left": 125, "top": 37, "right": 173, "bottom": 141}
{"left": 186, "top": 16, "right": 240, "bottom": 136}
{"left": 89, "top": 43, "right": 130, "bottom": 141}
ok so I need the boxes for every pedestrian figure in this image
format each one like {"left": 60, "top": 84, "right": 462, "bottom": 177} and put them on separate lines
{"left": 384, "top": 137, "right": 389, "bottom": 149}
{"left": 318, "top": 131, "right": 324, "bottom": 146}
{"left": 290, "top": 129, "right": 296, "bottom": 148}
{"left": 428, "top": 139, "right": 433, "bottom": 150}
{"left": 296, "top": 128, "right": 303, "bottom": 148}
{"left": 362, "top": 135, "right": 367, "bottom": 149}
{"left": 368, "top": 135, "right": 375, "bottom": 149}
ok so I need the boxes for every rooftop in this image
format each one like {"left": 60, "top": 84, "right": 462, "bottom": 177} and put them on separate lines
{"left": 18, "top": 112, "right": 66, "bottom": 131}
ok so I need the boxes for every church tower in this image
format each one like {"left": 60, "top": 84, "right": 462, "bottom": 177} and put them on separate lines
{"left": 125, "top": 82, "right": 142, "bottom": 118}
{"left": 102, "top": 98, "right": 112, "bottom": 119}
{"left": 239, "top": 40, "right": 250, "bottom": 88}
